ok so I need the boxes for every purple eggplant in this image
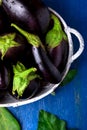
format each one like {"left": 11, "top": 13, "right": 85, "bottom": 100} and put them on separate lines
{"left": 32, "top": 46, "right": 62, "bottom": 83}
{"left": 25, "top": 0, "right": 50, "bottom": 33}
{"left": 57, "top": 40, "right": 69, "bottom": 73}
{"left": 11, "top": 62, "right": 41, "bottom": 99}
{"left": 0, "top": 33, "right": 28, "bottom": 63}
{"left": 0, "top": 60, "right": 10, "bottom": 98}
{"left": 48, "top": 40, "right": 69, "bottom": 73}
{"left": 0, "top": 0, "right": 50, "bottom": 35}
{"left": 0, "top": 0, "right": 40, "bottom": 33}
{"left": 18, "top": 44, "right": 37, "bottom": 68}
{"left": 0, "top": 8, "right": 4, "bottom": 33}
{"left": 22, "top": 79, "right": 40, "bottom": 99}
{"left": 0, "top": 7, "right": 10, "bottom": 34}
{"left": 45, "top": 13, "right": 69, "bottom": 73}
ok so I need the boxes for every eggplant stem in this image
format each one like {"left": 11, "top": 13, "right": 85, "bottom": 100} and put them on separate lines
{"left": 11, "top": 23, "right": 45, "bottom": 51}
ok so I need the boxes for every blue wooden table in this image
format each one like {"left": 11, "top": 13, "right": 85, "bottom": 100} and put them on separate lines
{"left": 8, "top": 0, "right": 87, "bottom": 130}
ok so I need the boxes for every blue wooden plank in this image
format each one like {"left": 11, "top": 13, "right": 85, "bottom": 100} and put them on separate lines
{"left": 8, "top": 0, "right": 87, "bottom": 130}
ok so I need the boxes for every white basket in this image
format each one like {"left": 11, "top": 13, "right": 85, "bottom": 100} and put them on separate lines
{"left": 0, "top": 8, "right": 84, "bottom": 107}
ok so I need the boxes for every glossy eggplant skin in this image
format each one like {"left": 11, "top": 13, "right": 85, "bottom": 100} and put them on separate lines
{"left": 1, "top": 0, "right": 40, "bottom": 33}
{"left": 45, "top": 13, "right": 69, "bottom": 74}
{"left": 48, "top": 40, "right": 69, "bottom": 73}
{"left": 58, "top": 40, "right": 69, "bottom": 73}
{"left": 0, "top": 8, "right": 4, "bottom": 33}
{"left": 19, "top": 45, "right": 37, "bottom": 69}
{"left": 0, "top": 33, "right": 28, "bottom": 64}
{"left": 0, "top": 7, "right": 10, "bottom": 34}
{"left": 10, "top": 79, "right": 41, "bottom": 99}
{"left": 0, "top": 61, "right": 10, "bottom": 98}
{"left": 22, "top": 79, "right": 40, "bottom": 99}
{"left": 25, "top": 0, "right": 50, "bottom": 33}
{"left": 32, "top": 46, "right": 62, "bottom": 83}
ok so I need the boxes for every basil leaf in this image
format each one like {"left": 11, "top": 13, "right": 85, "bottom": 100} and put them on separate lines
{"left": 0, "top": 107, "right": 21, "bottom": 130}
{"left": 46, "top": 13, "right": 67, "bottom": 49}
{"left": 0, "top": 33, "right": 20, "bottom": 60}
{"left": 12, "top": 62, "right": 40, "bottom": 98}
{"left": 60, "top": 69, "right": 77, "bottom": 86}
{"left": 37, "top": 110, "right": 67, "bottom": 130}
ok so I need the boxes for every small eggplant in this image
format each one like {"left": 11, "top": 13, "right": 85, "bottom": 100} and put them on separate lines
{"left": 32, "top": 46, "right": 62, "bottom": 83}
{"left": 0, "top": 8, "right": 4, "bottom": 33}
{"left": 11, "top": 24, "right": 62, "bottom": 83}
{"left": 45, "top": 13, "right": 69, "bottom": 73}
{"left": 48, "top": 40, "right": 69, "bottom": 73}
{"left": 22, "top": 79, "right": 40, "bottom": 99}
{"left": 0, "top": 7, "right": 10, "bottom": 34}
{"left": 58, "top": 40, "right": 69, "bottom": 73}
{"left": 11, "top": 62, "right": 41, "bottom": 99}
{"left": 26, "top": 0, "right": 50, "bottom": 33}
{"left": 0, "top": 33, "right": 27, "bottom": 63}
{"left": 0, "top": 60, "right": 10, "bottom": 98}
{"left": 0, "top": 0, "right": 41, "bottom": 34}
{"left": 19, "top": 44, "right": 37, "bottom": 68}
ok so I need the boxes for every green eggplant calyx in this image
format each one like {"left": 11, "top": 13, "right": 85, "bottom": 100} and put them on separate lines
{"left": 12, "top": 62, "right": 40, "bottom": 98}
{"left": 0, "top": 33, "right": 20, "bottom": 60}
{"left": 46, "top": 13, "right": 68, "bottom": 49}
{"left": 51, "top": 14, "right": 62, "bottom": 30}
{"left": 11, "top": 23, "right": 43, "bottom": 47}
{"left": 46, "top": 29, "right": 63, "bottom": 49}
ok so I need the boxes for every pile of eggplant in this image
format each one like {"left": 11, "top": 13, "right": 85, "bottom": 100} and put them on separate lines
{"left": 0, "top": 0, "right": 69, "bottom": 99}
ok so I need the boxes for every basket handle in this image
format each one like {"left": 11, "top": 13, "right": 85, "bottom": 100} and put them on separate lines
{"left": 68, "top": 27, "right": 84, "bottom": 62}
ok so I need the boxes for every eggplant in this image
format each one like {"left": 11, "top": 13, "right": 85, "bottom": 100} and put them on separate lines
{"left": 58, "top": 40, "right": 69, "bottom": 73}
{"left": 0, "top": 7, "right": 10, "bottom": 34}
{"left": 18, "top": 44, "right": 37, "bottom": 68}
{"left": 0, "top": 32, "right": 27, "bottom": 63}
{"left": 13, "top": 79, "right": 41, "bottom": 99}
{"left": 45, "top": 13, "right": 69, "bottom": 73}
{"left": 32, "top": 46, "right": 61, "bottom": 83}
{"left": 25, "top": 0, "right": 50, "bottom": 33}
{"left": 0, "top": 60, "right": 10, "bottom": 98}
{"left": 11, "top": 23, "right": 62, "bottom": 83}
{"left": 48, "top": 40, "right": 69, "bottom": 73}
{"left": 11, "top": 62, "right": 41, "bottom": 99}
{"left": 22, "top": 79, "right": 40, "bottom": 99}
{"left": 0, "top": 8, "right": 4, "bottom": 33}
{"left": 1, "top": 0, "right": 50, "bottom": 34}
{"left": 0, "top": 0, "right": 40, "bottom": 33}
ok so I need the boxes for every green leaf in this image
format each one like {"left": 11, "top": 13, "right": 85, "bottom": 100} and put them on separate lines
{"left": 12, "top": 62, "right": 40, "bottom": 98}
{"left": 46, "top": 13, "right": 67, "bottom": 49}
{"left": 11, "top": 23, "right": 42, "bottom": 47}
{"left": 51, "top": 91, "right": 56, "bottom": 96}
{"left": 0, "top": 108, "right": 21, "bottom": 130}
{"left": 0, "top": 0, "right": 2, "bottom": 5}
{"left": 0, "top": 33, "right": 20, "bottom": 60}
{"left": 60, "top": 69, "right": 77, "bottom": 86}
{"left": 37, "top": 110, "right": 67, "bottom": 130}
